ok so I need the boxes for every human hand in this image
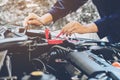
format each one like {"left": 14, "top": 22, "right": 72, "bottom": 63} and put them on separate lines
{"left": 23, "top": 13, "right": 43, "bottom": 30}
{"left": 61, "top": 21, "right": 88, "bottom": 36}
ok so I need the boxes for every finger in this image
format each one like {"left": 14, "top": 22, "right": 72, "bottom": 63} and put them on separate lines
{"left": 23, "top": 17, "right": 29, "bottom": 27}
{"left": 28, "top": 13, "right": 39, "bottom": 20}
{"left": 62, "top": 22, "right": 75, "bottom": 34}
{"left": 23, "top": 14, "right": 38, "bottom": 27}
{"left": 62, "top": 25, "right": 71, "bottom": 35}
{"left": 62, "top": 25, "right": 75, "bottom": 35}
{"left": 70, "top": 30, "right": 76, "bottom": 35}
{"left": 23, "top": 17, "right": 34, "bottom": 27}
{"left": 61, "top": 27, "right": 67, "bottom": 35}
{"left": 26, "top": 25, "right": 30, "bottom": 30}
{"left": 28, "top": 19, "right": 42, "bottom": 26}
{"left": 66, "top": 27, "right": 75, "bottom": 35}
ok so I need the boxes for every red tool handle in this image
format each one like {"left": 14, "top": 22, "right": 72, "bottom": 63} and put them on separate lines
{"left": 45, "top": 28, "right": 49, "bottom": 40}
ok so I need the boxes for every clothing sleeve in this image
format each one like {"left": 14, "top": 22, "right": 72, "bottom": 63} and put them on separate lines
{"left": 95, "top": 13, "right": 120, "bottom": 39}
{"left": 48, "top": 0, "right": 88, "bottom": 22}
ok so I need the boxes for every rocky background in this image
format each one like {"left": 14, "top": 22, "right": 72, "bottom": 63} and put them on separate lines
{"left": 0, "top": 0, "right": 99, "bottom": 30}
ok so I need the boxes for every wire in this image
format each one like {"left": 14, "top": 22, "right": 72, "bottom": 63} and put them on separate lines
{"left": 31, "top": 58, "right": 47, "bottom": 72}
{"left": 50, "top": 45, "right": 73, "bottom": 52}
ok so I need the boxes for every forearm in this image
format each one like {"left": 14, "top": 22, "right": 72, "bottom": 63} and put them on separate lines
{"left": 49, "top": 0, "right": 88, "bottom": 22}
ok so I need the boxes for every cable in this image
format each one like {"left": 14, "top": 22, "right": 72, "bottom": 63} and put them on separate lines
{"left": 31, "top": 58, "right": 47, "bottom": 72}
{"left": 49, "top": 45, "right": 73, "bottom": 53}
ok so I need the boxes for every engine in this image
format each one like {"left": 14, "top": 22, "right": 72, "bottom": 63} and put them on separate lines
{"left": 0, "top": 26, "right": 120, "bottom": 80}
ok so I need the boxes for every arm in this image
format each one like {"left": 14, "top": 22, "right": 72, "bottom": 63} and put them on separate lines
{"left": 23, "top": 0, "right": 88, "bottom": 28}
{"left": 95, "top": 13, "right": 120, "bottom": 39}
{"left": 49, "top": 0, "right": 88, "bottom": 22}
{"left": 62, "top": 13, "right": 120, "bottom": 38}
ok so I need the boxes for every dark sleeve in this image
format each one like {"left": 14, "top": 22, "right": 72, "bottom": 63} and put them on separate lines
{"left": 95, "top": 13, "right": 120, "bottom": 39}
{"left": 48, "top": 0, "right": 88, "bottom": 22}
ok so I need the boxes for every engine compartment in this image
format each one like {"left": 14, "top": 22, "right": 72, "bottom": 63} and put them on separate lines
{"left": 0, "top": 27, "right": 120, "bottom": 80}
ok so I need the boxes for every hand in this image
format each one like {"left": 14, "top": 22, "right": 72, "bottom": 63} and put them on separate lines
{"left": 62, "top": 21, "right": 88, "bottom": 36}
{"left": 23, "top": 13, "right": 43, "bottom": 29}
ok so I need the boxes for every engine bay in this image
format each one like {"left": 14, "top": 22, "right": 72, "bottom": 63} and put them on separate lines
{"left": 0, "top": 26, "right": 120, "bottom": 80}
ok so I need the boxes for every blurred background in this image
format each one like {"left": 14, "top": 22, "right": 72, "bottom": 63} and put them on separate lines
{"left": 0, "top": 0, "right": 99, "bottom": 30}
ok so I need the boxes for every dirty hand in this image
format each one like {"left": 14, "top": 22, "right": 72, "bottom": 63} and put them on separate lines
{"left": 61, "top": 21, "right": 89, "bottom": 36}
{"left": 23, "top": 13, "right": 43, "bottom": 29}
